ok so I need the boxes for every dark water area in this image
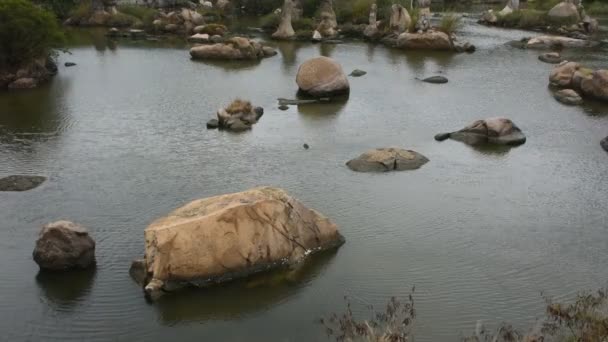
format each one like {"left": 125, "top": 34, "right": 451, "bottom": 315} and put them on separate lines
{"left": 1, "top": 17, "right": 607, "bottom": 342}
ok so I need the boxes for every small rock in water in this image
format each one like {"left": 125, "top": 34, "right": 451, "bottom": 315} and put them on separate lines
{"left": 279, "top": 105, "right": 289, "bottom": 110}
{"left": 303, "top": 143, "right": 310, "bottom": 149}
{"left": 434, "top": 132, "right": 451, "bottom": 141}
{"left": 64, "top": 62, "right": 77, "bottom": 67}
{"left": 538, "top": 52, "right": 563, "bottom": 64}
{"left": 33, "top": 221, "right": 96, "bottom": 271}
{"left": 0, "top": 175, "right": 46, "bottom": 191}
{"left": 206, "top": 118, "right": 219, "bottom": 129}
{"left": 420, "top": 76, "right": 448, "bottom": 84}
{"left": 554, "top": 89, "right": 582, "bottom": 105}
{"left": 349, "top": 69, "right": 367, "bottom": 77}
{"left": 601, "top": 136, "right": 608, "bottom": 153}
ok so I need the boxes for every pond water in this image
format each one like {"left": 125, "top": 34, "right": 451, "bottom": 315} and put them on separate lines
{"left": 1, "top": 18, "right": 607, "bottom": 342}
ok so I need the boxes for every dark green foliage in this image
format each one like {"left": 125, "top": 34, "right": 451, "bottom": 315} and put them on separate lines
{"left": 527, "top": 0, "right": 561, "bottom": 11}
{"left": 34, "top": 0, "right": 77, "bottom": 19}
{"left": 260, "top": 12, "right": 280, "bottom": 29}
{"left": 117, "top": 5, "right": 158, "bottom": 30}
{"left": 586, "top": 1, "right": 608, "bottom": 15}
{"left": 105, "top": 12, "right": 137, "bottom": 27}
{"left": 0, "top": 0, "right": 65, "bottom": 68}
{"left": 293, "top": 17, "right": 313, "bottom": 30}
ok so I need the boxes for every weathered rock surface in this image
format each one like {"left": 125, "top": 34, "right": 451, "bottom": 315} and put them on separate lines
{"left": 549, "top": 61, "right": 581, "bottom": 87}
{"left": 273, "top": 0, "right": 296, "bottom": 39}
{"left": 212, "top": 99, "right": 263, "bottom": 131}
{"left": 436, "top": 117, "right": 526, "bottom": 146}
{"left": 33, "top": 221, "right": 96, "bottom": 271}
{"left": 131, "top": 187, "right": 344, "bottom": 298}
{"left": 190, "top": 37, "right": 276, "bottom": 60}
{"left": 554, "top": 88, "right": 582, "bottom": 105}
{"left": 315, "top": 0, "right": 338, "bottom": 38}
{"left": 389, "top": 4, "right": 411, "bottom": 34}
{"left": 580, "top": 70, "right": 608, "bottom": 101}
{"left": 346, "top": 148, "right": 429, "bottom": 172}
{"left": 538, "top": 52, "right": 563, "bottom": 64}
{"left": 296, "top": 56, "right": 350, "bottom": 97}
{"left": 526, "top": 35, "right": 597, "bottom": 49}
{"left": 396, "top": 31, "right": 452, "bottom": 50}
{"left": 548, "top": 1, "right": 580, "bottom": 22}
{"left": 0, "top": 175, "right": 46, "bottom": 191}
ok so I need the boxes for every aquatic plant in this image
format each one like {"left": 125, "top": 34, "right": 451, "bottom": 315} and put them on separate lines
{"left": 321, "top": 287, "right": 416, "bottom": 342}
{"left": 438, "top": 13, "right": 463, "bottom": 35}
{"left": 0, "top": 0, "right": 65, "bottom": 68}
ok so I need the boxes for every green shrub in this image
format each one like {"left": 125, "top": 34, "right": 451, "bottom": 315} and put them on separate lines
{"left": 301, "top": 0, "right": 321, "bottom": 17}
{"left": 527, "top": 0, "right": 561, "bottom": 11}
{"left": 117, "top": 5, "right": 158, "bottom": 29}
{"left": 587, "top": 1, "right": 608, "bottom": 15}
{"left": 34, "top": 0, "right": 77, "bottom": 19}
{"left": 0, "top": 0, "right": 65, "bottom": 68}
{"left": 293, "top": 17, "right": 314, "bottom": 30}
{"left": 438, "top": 13, "right": 462, "bottom": 34}
{"left": 106, "top": 12, "right": 137, "bottom": 27}
{"left": 408, "top": 7, "right": 420, "bottom": 33}
{"left": 351, "top": 0, "right": 374, "bottom": 22}
{"left": 260, "top": 12, "right": 280, "bottom": 29}
{"left": 70, "top": 0, "right": 92, "bottom": 22}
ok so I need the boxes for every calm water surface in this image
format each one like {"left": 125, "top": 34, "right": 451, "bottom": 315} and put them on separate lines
{"left": 1, "top": 18, "right": 608, "bottom": 342}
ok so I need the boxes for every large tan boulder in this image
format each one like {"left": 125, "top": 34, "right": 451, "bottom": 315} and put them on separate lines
{"left": 396, "top": 31, "right": 452, "bottom": 50}
{"left": 272, "top": 0, "right": 296, "bottom": 40}
{"left": 548, "top": 1, "right": 580, "bottom": 22}
{"left": 33, "top": 221, "right": 96, "bottom": 271}
{"left": 132, "top": 187, "right": 344, "bottom": 298}
{"left": 389, "top": 4, "right": 411, "bottom": 33}
{"left": 580, "top": 70, "right": 608, "bottom": 101}
{"left": 549, "top": 61, "right": 581, "bottom": 87}
{"left": 346, "top": 148, "right": 429, "bottom": 172}
{"left": 296, "top": 56, "right": 350, "bottom": 97}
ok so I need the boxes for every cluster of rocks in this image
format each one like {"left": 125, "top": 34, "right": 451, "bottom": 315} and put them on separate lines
{"left": 268, "top": 0, "right": 473, "bottom": 52}
{"left": 0, "top": 57, "right": 58, "bottom": 90}
{"left": 481, "top": 0, "right": 599, "bottom": 39}
{"left": 190, "top": 36, "right": 277, "bottom": 60}
{"left": 65, "top": 0, "right": 121, "bottom": 26}
{"left": 151, "top": 8, "right": 205, "bottom": 34}
{"left": 549, "top": 61, "right": 608, "bottom": 105}
{"left": 207, "top": 99, "right": 264, "bottom": 131}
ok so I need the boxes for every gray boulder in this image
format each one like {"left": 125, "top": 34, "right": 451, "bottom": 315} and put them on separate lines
{"left": 436, "top": 117, "right": 526, "bottom": 146}
{"left": 33, "top": 221, "right": 96, "bottom": 271}
{"left": 346, "top": 148, "right": 429, "bottom": 172}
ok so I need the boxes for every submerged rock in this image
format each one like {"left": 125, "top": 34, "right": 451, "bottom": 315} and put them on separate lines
{"left": 0, "top": 175, "right": 46, "bottom": 191}
{"left": 419, "top": 75, "right": 448, "bottom": 84}
{"left": 131, "top": 187, "right": 344, "bottom": 299}
{"left": 549, "top": 61, "right": 582, "bottom": 87}
{"left": 601, "top": 136, "right": 608, "bottom": 152}
{"left": 33, "top": 221, "right": 96, "bottom": 271}
{"left": 538, "top": 52, "right": 563, "bottom": 64}
{"left": 526, "top": 35, "right": 598, "bottom": 49}
{"left": 296, "top": 56, "right": 350, "bottom": 97}
{"left": 436, "top": 117, "right": 526, "bottom": 146}
{"left": 64, "top": 62, "right": 77, "bottom": 67}
{"left": 580, "top": 70, "right": 608, "bottom": 101}
{"left": 346, "top": 148, "right": 429, "bottom": 172}
{"left": 206, "top": 118, "right": 219, "bottom": 129}
{"left": 554, "top": 89, "right": 582, "bottom": 105}
{"left": 349, "top": 69, "right": 367, "bottom": 77}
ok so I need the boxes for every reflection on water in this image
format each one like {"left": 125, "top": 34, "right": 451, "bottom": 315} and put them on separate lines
{"left": 36, "top": 268, "right": 97, "bottom": 311}
{"left": 154, "top": 250, "right": 338, "bottom": 324}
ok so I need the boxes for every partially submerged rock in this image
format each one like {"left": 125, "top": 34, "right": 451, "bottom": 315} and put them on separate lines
{"left": 211, "top": 99, "right": 264, "bottom": 132}
{"left": 419, "top": 75, "right": 448, "bottom": 84}
{"left": 548, "top": 61, "right": 608, "bottom": 102}
{"left": 296, "top": 56, "right": 350, "bottom": 97}
{"left": 580, "top": 70, "right": 608, "bottom": 101}
{"left": 601, "top": 136, "right": 608, "bottom": 153}
{"left": 33, "top": 221, "right": 96, "bottom": 271}
{"left": 1, "top": 57, "right": 57, "bottom": 91}
{"left": 130, "top": 187, "right": 344, "bottom": 299}
{"left": 346, "top": 148, "right": 429, "bottom": 172}
{"left": 190, "top": 37, "right": 276, "bottom": 60}
{"left": 549, "top": 61, "right": 582, "bottom": 87}
{"left": 554, "top": 89, "right": 582, "bottom": 105}
{"left": 538, "top": 52, "right": 563, "bottom": 64}
{"left": 436, "top": 117, "right": 526, "bottom": 146}
{"left": 396, "top": 31, "right": 452, "bottom": 50}
{"left": 349, "top": 69, "right": 367, "bottom": 77}
{"left": 526, "top": 35, "right": 598, "bottom": 49}
{"left": 0, "top": 175, "right": 46, "bottom": 191}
